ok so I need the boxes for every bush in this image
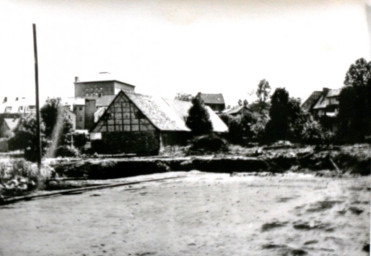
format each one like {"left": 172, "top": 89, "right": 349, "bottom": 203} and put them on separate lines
{"left": 188, "top": 134, "right": 228, "bottom": 154}
{"left": 56, "top": 145, "right": 80, "bottom": 157}
{"left": 0, "top": 159, "right": 53, "bottom": 197}
{"left": 72, "top": 133, "right": 89, "bottom": 149}
{"left": 301, "top": 119, "right": 324, "bottom": 144}
{"left": 9, "top": 117, "right": 48, "bottom": 162}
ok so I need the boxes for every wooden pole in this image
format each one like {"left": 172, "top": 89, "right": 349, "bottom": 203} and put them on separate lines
{"left": 33, "top": 24, "right": 42, "bottom": 171}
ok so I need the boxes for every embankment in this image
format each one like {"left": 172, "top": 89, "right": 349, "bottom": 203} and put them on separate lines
{"left": 51, "top": 145, "right": 370, "bottom": 179}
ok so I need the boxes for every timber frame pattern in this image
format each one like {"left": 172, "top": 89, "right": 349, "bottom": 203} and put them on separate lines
{"left": 92, "top": 91, "right": 156, "bottom": 133}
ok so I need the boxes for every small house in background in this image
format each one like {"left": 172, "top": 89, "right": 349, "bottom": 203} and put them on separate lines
{"left": 301, "top": 91, "right": 322, "bottom": 113}
{"left": 312, "top": 88, "right": 342, "bottom": 117}
{"left": 196, "top": 93, "right": 226, "bottom": 112}
{"left": 302, "top": 87, "right": 343, "bottom": 132}
{"left": 0, "top": 117, "right": 20, "bottom": 138}
{"left": 302, "top": 88, "right": 342, "bottom": 118}
{"left": 222, "top": 103, "right": 252, "bottom": 119}
{"left": 90, "top": 90, "right": 228, "bottom": 155}
{"left": 0, "top": 97, "right": 36, "bottom": 115}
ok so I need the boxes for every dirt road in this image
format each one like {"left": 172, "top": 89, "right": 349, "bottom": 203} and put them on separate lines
{"left": 0, "top": 172, "right": 369, "bottom": 256}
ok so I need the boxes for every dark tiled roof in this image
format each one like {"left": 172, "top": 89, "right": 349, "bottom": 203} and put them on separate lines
{"left": 301, "top": 91, "right": 322, "bottom": 112}
{"left": 313, "top": 88, "right": 342, "bottom": 110}
{"left": 197, "top": 93, "right": 225, "bottom": 105}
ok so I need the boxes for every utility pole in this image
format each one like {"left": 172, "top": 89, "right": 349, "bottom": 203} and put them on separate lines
{"left": 33, "top": 24, "right": 42, "bottom": 171}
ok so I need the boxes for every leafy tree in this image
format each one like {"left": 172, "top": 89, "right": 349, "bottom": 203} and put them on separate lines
{"left": 219, "top": 114, "right": 243, "bottom": 144}
{"left": 41, "top": 98, "right": 61, "bottom": 138}
{"left": 287, "top": 97, "right": 308, "bottom": 141}
{"left": 264, "top": 88, "right": 290, "bottom": 142}
{"left": 301, "top": 117, "right": 324, "bottom": 144}
{"left": 256, "top": 79, "right": 271, "bottom": 103}
{"left": 186, "top": 97, "right": 213, "bottom": 135}
{"left": 41, "top": 98, "right": 73, "bottom": 146}
{"left": 344, "top": 58, "right": 371, "bottom": 88}
{"left": 254, "top": 79, "right": 271, "bottom": 114}
{"left": 10, "top": 98, "right": 75, "bottom": 161}
{"left": 338, "top": 58, "right": 371, "bottom": 142}
{"left": 8, "top": 116, "right": 48, "bottom": 162}
{"left": 220, "top": 106, "right": 263, "bottom": 144}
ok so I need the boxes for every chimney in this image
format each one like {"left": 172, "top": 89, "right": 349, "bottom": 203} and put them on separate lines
{"left": 75, "top": 76, "right": 79, "bottom": 82}
{"left": 322, "top": 87, "right": 330, "bottom": 95}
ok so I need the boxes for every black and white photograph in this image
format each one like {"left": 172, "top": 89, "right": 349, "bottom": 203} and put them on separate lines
{"left": 0, "top": 0, "right": 370, "bottom": 255}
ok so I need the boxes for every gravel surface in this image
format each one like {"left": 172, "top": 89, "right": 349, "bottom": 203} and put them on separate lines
{"left": 0, "top": 172, "right": 369, "bottom": 256}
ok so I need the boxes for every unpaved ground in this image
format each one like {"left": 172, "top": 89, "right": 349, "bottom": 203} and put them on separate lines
{"left": 0, "top": 172, "right": 369, "bottom": 256}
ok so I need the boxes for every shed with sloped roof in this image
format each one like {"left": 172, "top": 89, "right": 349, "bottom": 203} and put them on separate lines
{"left": 196, "top": 93, "right": 226, "bottom": 112}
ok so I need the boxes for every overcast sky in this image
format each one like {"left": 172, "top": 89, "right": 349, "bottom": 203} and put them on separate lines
{"left": 0, "top": 0, "right": 370, "bottom": 105}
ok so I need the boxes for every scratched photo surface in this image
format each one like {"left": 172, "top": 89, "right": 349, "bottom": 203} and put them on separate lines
{"left": 0, "top": 1, "right": 370, "bottom": 255}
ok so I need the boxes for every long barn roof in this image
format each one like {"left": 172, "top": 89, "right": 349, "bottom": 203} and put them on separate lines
{"left": 92, "top": 91, "right": 228, "bottom": 133}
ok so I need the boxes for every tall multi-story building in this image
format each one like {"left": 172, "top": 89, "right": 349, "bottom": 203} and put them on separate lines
{"left": 74, "top": 72, "right": 135, "bottom": 98}
{"left": 71, "top": 73, "right": 136, "bottom": 130}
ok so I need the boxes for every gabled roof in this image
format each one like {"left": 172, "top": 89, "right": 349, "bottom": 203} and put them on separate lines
{"left": 327, "top": 88, "right": 341, "bottom": 98}
{"left": 313, "top": 88, "right": 342, "bottom": 110}
{"left": 94, "top": 107, "right": 107, "bottom": 123}
{"left": 197, "top": 93, "right": 225, "bottom": 105}
{"left": 222, "top": 105, "right": 252, "bottom": 116}
{"left": 301, "top": 91, "right": 322, "bottom": 112}
{"left": 3, "top": 118, "right": 20, "bottom": 131}
{"left": 125, "top": 92, "right": 190, "bottom": 131}
{"left": 0, "top": 97, "right": 35, "bottom": 113}
{"left": 92, "top": 91, "right": 228, "bottom": 133}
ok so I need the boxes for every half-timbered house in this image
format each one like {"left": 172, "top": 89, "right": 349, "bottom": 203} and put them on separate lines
{"left": 90, "top": 90, "right": 228, "bottom": 154}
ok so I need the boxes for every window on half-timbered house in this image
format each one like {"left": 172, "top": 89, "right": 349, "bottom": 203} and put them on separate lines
{"left": 93, "top": 93, "right": 156, "bottom": 133}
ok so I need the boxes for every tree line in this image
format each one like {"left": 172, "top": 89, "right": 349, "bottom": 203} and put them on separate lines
{"left": 185, "top": 58, "right": 371, "bottom": 145}
{"left": 7, "top": 58, "right": 370, "bottom": 161}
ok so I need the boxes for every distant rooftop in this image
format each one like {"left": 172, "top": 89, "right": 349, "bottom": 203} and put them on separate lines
{"left": 74, "top": 72, "right": 135, "bottom": 88}
{"left": 196, "top": 93, "right": 225, "bottom": 105}
{"left": 301, "top": 91, "right": 322, "bottom": 112}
